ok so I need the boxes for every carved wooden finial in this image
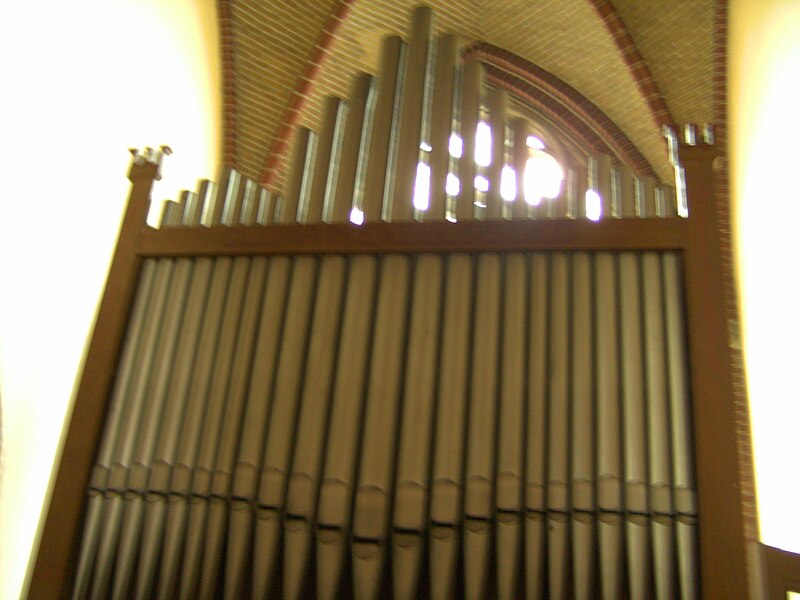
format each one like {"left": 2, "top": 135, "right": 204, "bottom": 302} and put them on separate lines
{"left": 127, "top": 145, "right": 172, "bottom": 182}
{"left": 676, "top": 124, "right": 718, "bottom": 163}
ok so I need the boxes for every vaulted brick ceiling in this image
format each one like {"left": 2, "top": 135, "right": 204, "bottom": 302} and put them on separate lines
{"left": 219, "top": 0, "right": 721, "bottom": 191}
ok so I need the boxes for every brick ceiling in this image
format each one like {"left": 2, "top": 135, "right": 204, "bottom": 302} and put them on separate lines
{"left": 219, "top": 0, "right": 719, "bottom": 190}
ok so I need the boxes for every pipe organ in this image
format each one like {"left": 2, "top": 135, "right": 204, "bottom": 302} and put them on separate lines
{"left": 29, "top": 5, "right": 749, "bottom": 600}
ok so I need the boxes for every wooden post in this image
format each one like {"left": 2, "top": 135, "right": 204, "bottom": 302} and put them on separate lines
{"left": 679, "top": 134, "right": 750, "bottom": 599}
{"left": 26, "top": 149, "right": 164, "bottom": 599}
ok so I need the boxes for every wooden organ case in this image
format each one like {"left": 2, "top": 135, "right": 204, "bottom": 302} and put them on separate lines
{"left": 29, "top": 6, "right": 749, "bottom": 599}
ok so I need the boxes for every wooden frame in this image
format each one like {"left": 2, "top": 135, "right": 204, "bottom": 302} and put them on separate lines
{"left": 761, "top": 543, "right": 800, "bottom": 599}
{"left": 27, "top": 138, "right": 752, "bottom": 598}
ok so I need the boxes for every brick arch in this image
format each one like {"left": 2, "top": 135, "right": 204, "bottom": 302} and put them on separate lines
{"left": 586, "top": 0, "right": 674, "bottom": 128}
{"left": 464, "top": 42, "right": 658, "bottom": 179}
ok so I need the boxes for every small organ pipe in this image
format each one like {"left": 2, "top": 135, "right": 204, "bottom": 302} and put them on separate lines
{"left": 595, "top": 252, "right": 625, "bottom": 599}
{"left": 570, "top": 252, "right": 595, "bottom": 600}
{"left": 390, "top": 6, "right": 433, "bottom": 221}
{"left": 332, "top": 74, "right": 377, "bottom": 223}
{"left": 510, "top": 118, "right": 530, "bottom": 220}
{"left": 428, "top": 35, "right": 458, "bottom": 221}
{"left": 546, "top": 252, "right": 571, "bottom": 599}
{"left": 495, "top": 252, "right": 526, "bottom": 599}
{"left": 362, "top": 36, "right": 405, "bottom": 223}
{"left": 620, "top": 252, "right": 653, "bottom": 599}
{"left": 428, "top": 253, "right": 472, "bottom": 600}
{"left": 486, "top": 88, "right": 507, "bottom": 219}
{"left": 456, "top": 61, "right": 483, "bottom": 220}
{"left": 391, "top": 254, "right": 443, "bottom": 600}
{"left": 351, "top": 255, "right": 411, "bottom": 599}
{"left": 306, "top": 97, "right": 348, "bottom": 224}
{"left": 463, "top": 253, "right": 501, "bottom": 599}
{"left": 282, "top": 128, "right": 317, "bottom": 224}
{"left": 524, "top": 253, "right": 549, "bottom": 600}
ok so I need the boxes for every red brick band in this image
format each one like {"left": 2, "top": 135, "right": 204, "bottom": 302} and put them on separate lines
{"left": 218, "top": 0, "right": 237, "bottom": 168}
{"left": 259, "top": 0, "right": 356, "bottom": 186}
{"left": 587, "top": 0, "right": 674, "bottom": 127}
{"left": 465, "top": 42, "right": 658, "bottom": 179}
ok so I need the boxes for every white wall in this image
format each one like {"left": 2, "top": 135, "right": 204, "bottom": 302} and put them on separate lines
{"left": 730, "top": 0, "right": 800, "bottom": 553}
{"left": 0, "top": 1, "right": 221, "bottom": 597}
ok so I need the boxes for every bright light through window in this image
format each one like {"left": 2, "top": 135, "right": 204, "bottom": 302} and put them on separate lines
{"left": 475, "top": 122, "right": 492, "bottom": 167}
{"left": 523, "top": 149, "right": 563, "bottom": 203}
{"left": 585, "top": 189, "right": 602, "bottom": 221}
{"left": 445, "top": 173, "right": 460, "bottom": 196}
{"left": 523, "top": 192, "right": 541, "bottom": 206}
{"left": 448, "top": 133, "right": 463, "bottom": 158}
{"left": 474, "top": 174, "right": 489, "bottom": 192}
{"left": 349, "top": 207, "right": 364, "bottom": 225}
{"left": 413, "top": 162, "right": 431, "bottom": 211}
{"left": 420, "top": 141, "right": 432, "bottom": 152}
{"left": 526, "top": 135, "right": 545, "bottom": 150}
{"left": 500, "top": 165, "right": 516, "bottom": 201}
{"left": 523, "top": 162, "right": 541, "bottom": 205}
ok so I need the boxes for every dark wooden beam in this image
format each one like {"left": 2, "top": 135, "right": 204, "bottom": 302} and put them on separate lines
{"left": 136, "top": 217, "right": 690, "bottom": 257}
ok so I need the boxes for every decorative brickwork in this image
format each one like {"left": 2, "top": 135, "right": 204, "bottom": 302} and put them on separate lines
{"left": 218, "top": 0, "right": 236, "bottom": 168}
{"left": 587, "top": 0, "right": 674, "bottom": 127}
{"left": 465, "top": 42, "right": 658, "bottom": 179}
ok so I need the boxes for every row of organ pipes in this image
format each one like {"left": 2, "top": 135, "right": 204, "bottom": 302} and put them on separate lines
{"left": 171, "top": 8, "right": 682, "bottom": 230}
{"left": 71, "top": 5, "right": 700, "bottom": 600}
